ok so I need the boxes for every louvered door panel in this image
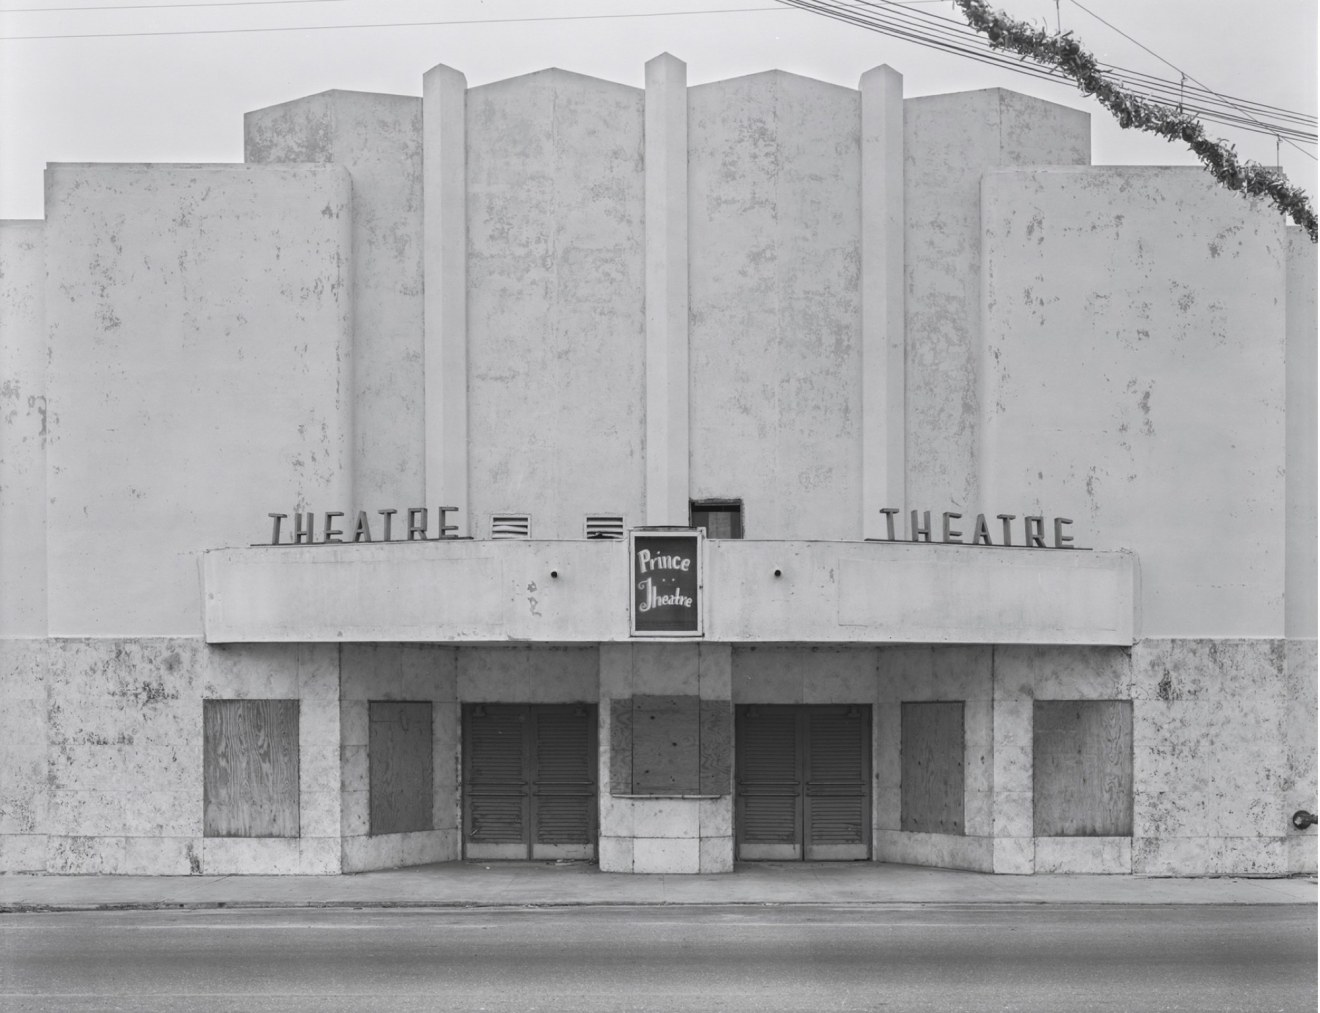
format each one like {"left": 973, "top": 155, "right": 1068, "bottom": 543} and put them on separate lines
{"left": 736, "top": 704, "right": 871, "bottom": 861}
{"left": 463, "top": 705, "right": 529, "bottom": 858}
{"left": 805, "top": 707, "right": 870, "bottom": 860}
{"left": 531, "top": 706, "right": 596, "bottom": 858}
{"left": 736, "top": 707, "right": 802, "bottom": 859}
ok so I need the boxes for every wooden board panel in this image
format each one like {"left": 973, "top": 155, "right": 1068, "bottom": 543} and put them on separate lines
{"left": 698, "top": 699, "right": 733, "bottom": 796}
{"left": 369, "top": 701, "right": 434, "bottom": 835}
{"left": 631, "top": 694, "right": 700, "bottom": 794}
{"left": 1033, "top": 700, "right": 1132, "bottom": 836}
{"left": 203, "top": 699, "right": 299, "bottom": 838}
{"left": 900, "top": 701, "right": 964, "bottom": 835}
{"left": 609, "top": 698, "right": 633, "bottom": 796}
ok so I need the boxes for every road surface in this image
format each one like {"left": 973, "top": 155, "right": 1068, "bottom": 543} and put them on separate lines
{"left": 2, "top": 903, "right": 1314, "bottom": 1011}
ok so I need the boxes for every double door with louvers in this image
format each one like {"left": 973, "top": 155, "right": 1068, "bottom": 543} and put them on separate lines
{"left": 462, "top": 703, "right": 597, "bottom": 860}
{"left": 735, "top": 704, "right": 871, "bottom": 861}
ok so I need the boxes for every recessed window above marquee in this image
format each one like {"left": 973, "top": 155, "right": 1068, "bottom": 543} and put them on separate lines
{"left": 690, "top": 500, "right": 742, "bottom": 539}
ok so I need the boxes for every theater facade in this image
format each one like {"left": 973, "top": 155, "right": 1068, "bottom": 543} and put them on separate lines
{"left": 0, "top": 55, "right": 1314, "bottom": 877}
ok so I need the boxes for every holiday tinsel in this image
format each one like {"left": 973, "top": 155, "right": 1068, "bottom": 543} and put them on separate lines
{"left": 953, "top": 0, "right": 1317, "bottom": 242}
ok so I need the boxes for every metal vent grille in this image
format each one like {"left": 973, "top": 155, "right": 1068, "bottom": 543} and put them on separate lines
{"left": 584, "top": 515, "right": 625, "bottom": 540}
{"left": 490, "top": 514, "right": 531, "bottom": 539}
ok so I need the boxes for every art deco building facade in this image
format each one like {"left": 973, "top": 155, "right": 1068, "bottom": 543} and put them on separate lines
{"left": 0, "top": 55, "right": 1314, "bottom": 876}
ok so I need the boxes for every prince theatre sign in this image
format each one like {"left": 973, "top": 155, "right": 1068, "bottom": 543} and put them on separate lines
{"left": 630, "top": 529, "right": 703, "bottom": 637}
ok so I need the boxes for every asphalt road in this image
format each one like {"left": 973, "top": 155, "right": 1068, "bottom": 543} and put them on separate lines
{"left": 1, "top": 904, "right": 1314, "bottom": 1012}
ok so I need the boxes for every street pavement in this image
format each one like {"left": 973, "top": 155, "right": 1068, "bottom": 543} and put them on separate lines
{"left": 1, "top": 859, "right": 1315, "bottom": 911}
{"left": 2, "top": 903, "right": 1315, "bottom": 1012}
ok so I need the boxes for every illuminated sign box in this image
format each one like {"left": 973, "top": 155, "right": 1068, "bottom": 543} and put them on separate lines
{"left": 630, "top": 529, "right": 703, "bottom": 637}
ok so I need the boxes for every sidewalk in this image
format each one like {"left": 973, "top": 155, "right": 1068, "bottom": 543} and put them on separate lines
{"left": 2, "top": 861, "right": 1315, "bottom": 912}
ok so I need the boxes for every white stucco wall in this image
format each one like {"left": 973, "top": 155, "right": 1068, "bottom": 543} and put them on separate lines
{"left": 245, "top": 91, "right": 426, "bottom": 513}
{"left": 0, "top": 221, "right": 47, "bottom": 636}
{"left": 465, "top": 70, "right": 646, "bottom": 540}
{"left": 903, "top": 89, "right": 1090, "bottom": 514}
{"left": 43, "top": 164, "right": 354, "bottom": 636}
{"left": 980, "top": 167, "right": 1287, "bottom": 638}
{"left": 688, "top": 71, "right": 862, "bottom": 540}
{"left": 1284, "top": 229, "right": 1317, "bottom": 639}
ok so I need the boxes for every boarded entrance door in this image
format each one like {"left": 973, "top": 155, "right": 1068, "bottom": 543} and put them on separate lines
{"left": 736, "top": 704, "right": 871, "bottom": 861}
{"left": 462, "top": 704, "right": 597, "bottom": 860}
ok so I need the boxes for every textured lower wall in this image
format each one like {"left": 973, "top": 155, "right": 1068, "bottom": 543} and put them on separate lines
{"left": 599, "top": 644, "right": 732, "bottom": 874}
{"left": 1130, "top": 639, "right": 1313, "bottom": 875}
{"left": 339, "top": 645, "right": 459, "bottom": 873}
{"left": 0, "top": 638, "right": 342, "bottom": 875}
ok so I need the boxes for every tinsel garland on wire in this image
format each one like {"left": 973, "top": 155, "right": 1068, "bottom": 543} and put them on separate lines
{"left": 953, "top": 0, "right": 1317, "bottom": 242}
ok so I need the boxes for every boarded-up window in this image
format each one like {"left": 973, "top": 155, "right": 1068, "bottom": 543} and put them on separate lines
{"left": 1033, "top": 700, "right": 1132, "bottom": 836}
{"left": 611, "top": 696, "right": 731, "bottom": 796}
{"left": 901, "top": 701, "right": 964, "bottom": 835}
{"left": 203, "top": 699, "right": 299, "bottom": 837}
{"left": 369, "top": 701, "right": 434, "bottom": 836}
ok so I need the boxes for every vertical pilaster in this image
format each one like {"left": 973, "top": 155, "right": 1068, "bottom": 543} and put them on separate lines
{"left": 860, "top": 66, "right": 906, "bottom": 540}
{"left": 644, "top": 53, "right": 690, "bottom": 526}
{"left": 423, "top": 65, "right": 469, "bottom": 533}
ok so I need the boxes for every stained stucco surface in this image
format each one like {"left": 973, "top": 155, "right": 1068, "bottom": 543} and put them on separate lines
{"left": 245, "top": 91, "right": 425, "bottom": 511}
{"left": 688, "top": 72, "right": 861, "bottom": 540}
{"left": 1284, "top": 229, "right": 1317, "bottom": 638}
{"left": 465, "top": 70, "right": 645, "bottom": 540}
{"left": 43, "top": 164, "right": 354, "bottom": 635}
{"left": 0, "top": 638, "right": 342, "bottom": 875}
{"left": 981, "top": 167, "right": 1287, "bottom": 638}
{"left": 0, "top": 221, "right": 47, "bottom": 636}
{"left": 1129, "top": 638, "right": 1312, "bottom": 875}
{"left": 903, "top": 90, "right": 1089, "bottom": 514}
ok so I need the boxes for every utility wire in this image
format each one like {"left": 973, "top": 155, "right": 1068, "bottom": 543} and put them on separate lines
{"left": 1064, "top": 0, "right": 1315, "bottom": 163}
{"left": 0, "top": 0, "right": 353, "bottom": 12}
{"left": 0, "top": 5, "right": 788, "bottom": 37}
{"left": 778, "top": 0, "right": 1315, "bottom": 147}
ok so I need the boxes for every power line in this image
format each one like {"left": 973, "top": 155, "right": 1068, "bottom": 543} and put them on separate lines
{"left": 778, "top": 0, "right": 1315, "bottom": 150}
{"left": 0, "top": 0, "right": 351, "bottom": 12}
{"left": 1064, "top": 0, "right": 1315, "bottom": 162}
{"left": 0, "top": 5, "right": 787, "bottom": 37}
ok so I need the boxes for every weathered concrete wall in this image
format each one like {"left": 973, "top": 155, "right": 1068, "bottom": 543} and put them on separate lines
{"left": 600, "top": 643, "right": 730, "bottom": 874}
{"left": 0, "top": 640, "right": 48, "bottom": 871}
{"left": 202, "top": 538, "right": 1136, "bottom": 645}
{"left": 0, "top": 638, "right": 342, "bottom": 875}
{"left": 981, "top": 167, "right": 1287, "bottom": 638}
{"left": 340, "top": 644, "right": 458, "bottom": 872}
{"left": 1282, "top": 639, "right": 1318, "bottom": 874}
{"left": 1129, "top": 639, "right": 1304, "bottom": 875}
{"left": 246, "top": 91, "right": 425, "bottom": 512}
{"left": 43, "top": 164, "right": 354, "bottom": 636}
{"left": 1284, "top": 229, "right": 1317, "bottom": 639}
{"left": 0, "top": 221, "right": 47, "bottom": 636}
{"left": 874, "top": 646, "right": 996, "bottom": 872}
{"left": 688, "top": 72, "right": 862, "bottom": 540}
{"left": 904, "top": 90, "right": 1089, "bottom": 514}
{"left": 466, "top": 70, "right": 645, "bottom": 540}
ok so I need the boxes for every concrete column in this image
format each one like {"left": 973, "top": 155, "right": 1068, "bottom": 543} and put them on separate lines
{"left": 859, "top": 66, "right": 906, "bottom": 540}
{"left": 423, "top": 65, "right": 469, "bottom": 534}
{"left": 644, "top": 53, "right": 690, "bottom": 527}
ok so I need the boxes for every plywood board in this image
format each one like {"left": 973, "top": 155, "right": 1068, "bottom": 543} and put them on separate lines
{"left": 1033, "top": 700, "right": 1132, "bottom": 836}
{"left": 370, "top": 701, "right": 434, "bottom": 835}
{"left": 631, "top": 694, "right": 700, "bottom": 794}
{"left": 203, "top": 699, "right": 300, "bottom": 837}
{"left": 900, "top": 701, "right": 964, "bottom": 835}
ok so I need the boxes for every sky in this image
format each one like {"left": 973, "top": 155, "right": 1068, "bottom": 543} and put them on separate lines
{"left": 0, "top": 0, "right": 1315, "bottom": 221}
